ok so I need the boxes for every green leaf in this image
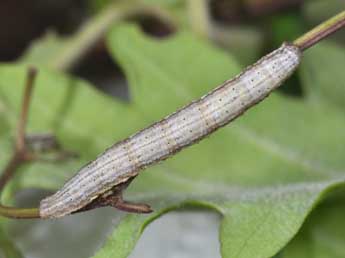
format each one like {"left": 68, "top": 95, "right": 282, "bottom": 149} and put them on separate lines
{"left": 1, "top": 24, "right": 345, "bottom": 258}
{"left": 279, "top": 195, "right": 345, "bottom": 258}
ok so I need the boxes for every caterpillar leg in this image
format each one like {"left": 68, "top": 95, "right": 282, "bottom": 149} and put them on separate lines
{"left": 109, "top": 176, "right": 153, "bottom": 213}
{"left": 107, "top": 177, "right": 152, "bottom": 213}
{"left": 77, "top": 176, "right": 153, "bottom": 214}
{"left": 86, "top": 191, "right": 153, "bottom": 213}
{"left": 112, "top": 196, "right": 152, "bottom": 213}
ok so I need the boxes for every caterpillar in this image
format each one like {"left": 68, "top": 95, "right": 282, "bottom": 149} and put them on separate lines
{"left": 40, "top": 42, "right": 302, "bottom": 218}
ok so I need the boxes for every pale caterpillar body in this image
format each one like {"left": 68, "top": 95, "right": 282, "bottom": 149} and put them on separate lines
{"left": 40, "top": 42, "right": 302, "bottom": 218}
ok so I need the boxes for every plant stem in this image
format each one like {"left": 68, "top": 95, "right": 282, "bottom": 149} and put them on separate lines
{"left": 51, "top": 3, "right": 129, "bottom": 71}
{"left": 294, "top": 10, "right": 345, "bottom": 51}
{"left": 0, "top": 68, "right": 37, "bottom": 191}
{"left": 52, "top": 2, "right": 175, "bottom": 71}
{"left": 0, "top": 68, "right": 40, "bottom": 219}
{"left": 0, "top": 206, "right": 39, "bottom": 219}
{"left": 16, "top": 68, "right": 37, "bottom": 152}
{"left": 187, "top": 0, "right": 210, "bottom": 38}
{"left": 0, "top": 154, "right": 22, "bottom": 193}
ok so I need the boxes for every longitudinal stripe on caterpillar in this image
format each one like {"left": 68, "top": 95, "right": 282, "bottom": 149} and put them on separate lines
{"left": 39, "top": 42, "right": 302, "bottom": 218}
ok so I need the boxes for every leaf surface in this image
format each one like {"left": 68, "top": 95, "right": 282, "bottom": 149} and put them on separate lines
{"left": 279, "top": 195, "right": 345, "bottom": 258}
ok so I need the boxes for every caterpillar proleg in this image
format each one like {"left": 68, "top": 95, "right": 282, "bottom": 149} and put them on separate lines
{"left": 40, "top": 42, "right": 301, "bottom": 218}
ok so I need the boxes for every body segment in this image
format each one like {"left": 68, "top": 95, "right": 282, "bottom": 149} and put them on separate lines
{"left": 40, "top": 43, "right": 301, "bottom": 218}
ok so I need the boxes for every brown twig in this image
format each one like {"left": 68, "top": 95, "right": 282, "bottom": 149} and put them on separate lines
{"left": 0, "top": 66, "right": 97, "bottom": 219}
{"left": 0, "top": 68, "right": 78, "bottom": 219}
{"left": 0, "top": 68, "right": 79, "bottom": 219}
{"left": 294, "top": 10, "right": 345, "bottom": 51}
{"left": 16, "top": 68, "right": 37, "bottom": 152}
{"left": 0, "top": 67, "right": 40, "bottom": 219}
{"left": 0, "top": 153, "right": 24, "bottom": 192}
{"left": 0, "top": 68, "right": 37, "bottom": 191}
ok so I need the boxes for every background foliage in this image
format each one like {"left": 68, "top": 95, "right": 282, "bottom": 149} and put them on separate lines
{"left": 0, "top": 0, "right": 345, "bottom": 257}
